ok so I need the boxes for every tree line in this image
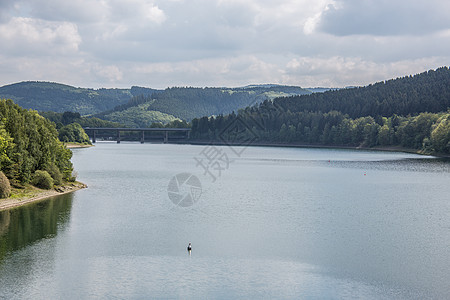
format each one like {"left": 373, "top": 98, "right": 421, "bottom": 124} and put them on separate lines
{"left": 192, "top": 107, "right": 449, "bottom": 153}
{"left": 191, "top": 67, "right": 450, "bottom": 154}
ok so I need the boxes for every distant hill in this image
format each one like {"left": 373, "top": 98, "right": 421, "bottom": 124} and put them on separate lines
{"left": 0, "top": 82, "right": 136, "bottom": 115}
{"left": 0, "top": 82, "right": 310, "bottom": 125}
{"left": 97, "top": 85, "right": 311, "bottom": 125}
{"left": 96, "top": 85, "right": 311, "bottom": 126}
{"left": 98, "top": 101, "right": 181, "bottom": 128}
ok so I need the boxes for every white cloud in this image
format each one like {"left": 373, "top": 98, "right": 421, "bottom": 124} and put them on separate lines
{"left": 0, "top": 17, "right": 81, "bottom": 56}
{"left": 92, "top": 63, "right": 124, "bottom": 82}
{"left": 283, "top": 55, "right": 449, "bottom": 87}
{"left": 106, "top": 0, "right": 166, "bottom": 25}
{"left": 0, "top": 0, "right": 449, "bottom": 88}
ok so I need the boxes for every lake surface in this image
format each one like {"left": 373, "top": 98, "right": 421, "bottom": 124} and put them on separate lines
{"left": 1, "top": 143, "right": 449, "bottom": 299}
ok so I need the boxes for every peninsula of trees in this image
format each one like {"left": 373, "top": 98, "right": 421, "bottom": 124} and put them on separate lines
{"left": 0, "top": 99, "right": 75, "bottom": 198}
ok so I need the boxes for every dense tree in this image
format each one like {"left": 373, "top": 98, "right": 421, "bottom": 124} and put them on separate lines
{"left": 0, "top": 99, "right": 74, "bottom": 184}
{"left": 58, "top": 123, "right": 91, "bottom": 144}
{"left": 0, "top": 171, "right": 11, "bottom": 198}
{"left": 32, "top": 170, "right": 54, "bottom": 189}
{"left": 40, "top": 111, "right": 123, "bottom": 143}
{"left": 40, "top": 111, "right": 123, "bottom": 128}
{"left": 431, "top": 115, "right": 450, "bottom": 153}
{"left": 0, "top": 124, "right": 13, "bottom": 167}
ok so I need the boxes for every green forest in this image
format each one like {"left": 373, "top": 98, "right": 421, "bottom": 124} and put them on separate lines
{"left": 0, "top": 82, "right": 136, "bottom": 115}
{"left": 94, "top": 85, "right": 310, "bottom": 124}
{"left": 0, "top": 99, "right": 75, "bottom": 197}
{"left": 191, "top": 67, "right": 450, "bottom": 155}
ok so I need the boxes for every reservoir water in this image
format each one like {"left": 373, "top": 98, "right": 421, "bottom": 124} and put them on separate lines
{"left": 1, "top": 143, "right": 449, "bottom": 299}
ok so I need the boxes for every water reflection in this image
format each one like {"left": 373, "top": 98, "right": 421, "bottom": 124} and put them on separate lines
{"left": 0, "top": 193, "right": 73, "bottom": 263}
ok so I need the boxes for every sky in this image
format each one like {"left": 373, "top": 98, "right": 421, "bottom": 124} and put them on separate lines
{"left": 1, "top": 0, "right": 450, "bottom": 89}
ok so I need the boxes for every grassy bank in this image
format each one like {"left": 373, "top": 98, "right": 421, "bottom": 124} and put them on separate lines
{"left": 0, "top": 181, "right": 87, "bottom": 211}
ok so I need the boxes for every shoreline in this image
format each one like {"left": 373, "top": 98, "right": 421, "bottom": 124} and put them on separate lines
{"left": 65, "top": 143, "right": 93, "bottom": 149}
{"left": 186, "top": 140, "right": 450, "bottom": 158}
{"left": 0, "top": 182, "right": 87, "bottom": 211}
{"left": 92, "top": 139, "right": 449, "bottom": 158}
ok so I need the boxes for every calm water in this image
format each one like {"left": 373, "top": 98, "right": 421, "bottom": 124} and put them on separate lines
{"left": 1, "top": 143, "right": 449, "bottom": 299}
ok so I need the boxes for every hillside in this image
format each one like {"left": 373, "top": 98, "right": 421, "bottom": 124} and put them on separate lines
{"left": 276, "top": 67, "right": 450, "bottom": 118}
{"left": 100, "top": 102, "right": 180, "bottom": 128}
{"left": 0, "top": 82, "right": 310, "bottom": 125}
{"left": 97, "top": 85, "right": 311, "bottom": 124}
{"left": 0, "top": 82, "right": 137, "bottom": 115}
{"left": 191, "top": 67, "right": 450, "bottom": 154}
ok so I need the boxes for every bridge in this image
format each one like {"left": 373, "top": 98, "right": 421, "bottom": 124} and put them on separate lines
{"left": 83, "top": 127, "right": 191, "bottom": 144}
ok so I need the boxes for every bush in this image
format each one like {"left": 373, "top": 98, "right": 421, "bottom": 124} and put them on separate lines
{"left": 46, "top": 163, "right": 63, "bottom": 185}
{"left": 0, "top": 171, "right": 11, "bottom": 198}
{"left": 59, "top": 123, "right": 91, "bottom": 144}
{"left": 68, "top": 171, "right": 77, "bottom": 182}
{"left": 32, "top": 170, "right": 54, "bottom": 189}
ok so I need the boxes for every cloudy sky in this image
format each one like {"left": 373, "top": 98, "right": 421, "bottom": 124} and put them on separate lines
{"left": 1, "top": 0, "right": 449, "bottom": 89}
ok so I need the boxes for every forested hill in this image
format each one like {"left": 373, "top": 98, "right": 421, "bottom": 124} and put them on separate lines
{"left": 276, "top": 67, "right": 450, "bottom": 118}
{"left": 0, "top": 82, "right": 161, "bottom": 115}
{"left": 191, "top": 67, "right": 450, "bottom": 154}
{"left": 96, "top": 85, "right": 311, "bottom": 126}
{"left": 0, "top": 82, "right": 310, "bottom": 124}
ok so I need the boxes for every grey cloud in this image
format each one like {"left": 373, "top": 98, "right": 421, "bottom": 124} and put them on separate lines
{"left": 79, "top": 0, "right": 258, "bottom": 63}
{"left": 317, "top": 0, "right": 450, "bottom": 36}
{"left": 0, "top": 2, "right": 15, "bottom": 23}
{"left": 22, "top": 0, "right": 106, "bottom": 23}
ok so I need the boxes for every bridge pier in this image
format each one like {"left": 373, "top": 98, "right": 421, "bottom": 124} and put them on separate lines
{"left": 92, "top": 130, "right": 96, "bottom": 143}
{"left": 117, "top": 130, "right": 121, "bottom": 143}
{"left": 164, "top": 131, "right": 168, "bottom": 143}
{"left": 141, "top": 131, "right": 145, "bottom": 144}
